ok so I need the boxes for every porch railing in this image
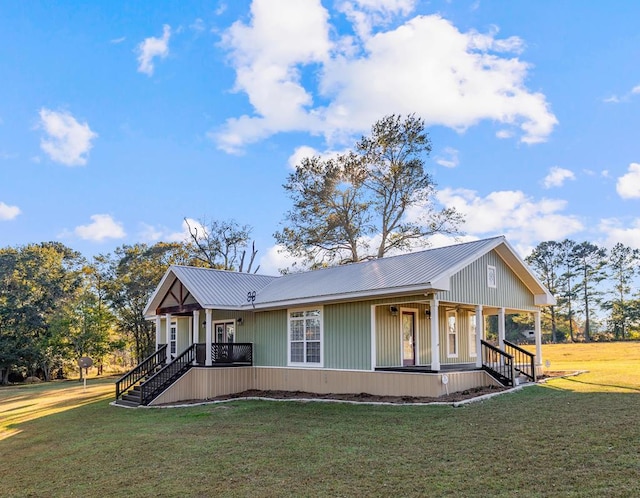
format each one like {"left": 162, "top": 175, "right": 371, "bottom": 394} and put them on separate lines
{"left": 503, "top": 340, "right": 536, "bottom": 382}
{"left": 115, "top": 344, "right": 167, "bottom": 400}
{"left": 140, "top": 344, "right": 195, "bottom": 406}
{"left": 480, "top": 340, "right": 515, "bottom": 386}
{"left": 212, "top": 343, "right": 253, "bottom": 365}
{"left": 191, "top": 343, "right": 254, "bottom": 366}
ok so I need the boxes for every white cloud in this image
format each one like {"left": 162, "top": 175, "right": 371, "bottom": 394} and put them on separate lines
{"left": 604, "top": 84, "right": 640, "bottom": 104}
{"left": 616, "top": 163, "right": 640, "bottom": 199}
{"left": 543, "top": 166, "right": 575, "bottom": 189}
{"left": 138, "top": 218, "right": 205, "bottom": 243}
{"left": 110, "top": 36, "right": 126, "bottom": 44}
{"left": 599, "top": 218, "right": 640, "bottom": 249}
{"left": 74, "top": 214, "right": 126, "bottom": 241}
{"left": 214, "top": 2, "right": 557, "bottom": 152}
{"left": 0, "top": 202, "right": 21, "bottom": 220}
{"left": 337, "top": 0, "right": 417, "bottom": 39}
{"left": 436, "top": 188, "right": 583, "bottom": 248}
{"left": 190, "top": 18, "right": 205, "bottom": 32}
{"left": 137, "top": 24, "right": 171, "bottom": 76}
{"left": 258, "top": 244, "right": 309, "bottom": 275}
{"left": 38, "top": 108, "right": 97, "bottom": 166}
{"left": 435, "top": 147, "right": 459, "bottom": 168}
{"left": 287, "top": 145, "right": 348, "bottom": 169}
{"left": 213, "top": 0, "right": 331, "bottom": 153}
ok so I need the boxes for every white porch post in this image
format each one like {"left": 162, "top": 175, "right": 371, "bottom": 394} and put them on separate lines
{"left": 498, "top": 308, "right": 506, "bottom": 349}
{"left": 192, "top": 310, "right": 200, "bottom": 366}
{"left": 192, "top": 310, "right": 200, "bottom": 344}
{"left": 165, "top": 313, "right": 172, "bottom": 364}
{"left": 534, "top": 311, "right": 543, "bottom": 366}
{"left": 429, "top": 299, "right": 440, "bottom": 371}
{"left": 475, "top": 305, "right": 483, "bottom": 368}
{"left": 155, "top": 315, "right": 161, "bottom": 351}
{"left": 205, "top": 309, "right": 212, "bottom": 367}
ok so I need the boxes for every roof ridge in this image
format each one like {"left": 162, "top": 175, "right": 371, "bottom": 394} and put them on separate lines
{"left": 277, "top": 235, "right": 505, "bottom": 278}
{"left": 171, "top": 264, "right": 279, "bottom": 278}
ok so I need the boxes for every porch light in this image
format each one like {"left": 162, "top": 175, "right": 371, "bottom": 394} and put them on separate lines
{"left": 389, "top": 306, "right": 399, "bottom": 316}
{"left": 237, "top": 317, "right": 244, "bottom": 325}
{"left": 425, "top": 309, "right": 431, "bottom": 318}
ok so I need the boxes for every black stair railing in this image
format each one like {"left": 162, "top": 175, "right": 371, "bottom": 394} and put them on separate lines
{"left": 480, "top": 340, "right": 515, "bottom": 386}
{"left": 140, "top": 344, "right": 196, "bottom": 406}
{"left": 115, "top": 344, "right": 167, "bottom": 400}
{"left": 503, "top": 340, "right": 536, "bottom": 382}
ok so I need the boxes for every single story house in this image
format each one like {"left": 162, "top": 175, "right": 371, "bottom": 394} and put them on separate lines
{"left": 115, "top": 236, "right": 555, "bottom": 407}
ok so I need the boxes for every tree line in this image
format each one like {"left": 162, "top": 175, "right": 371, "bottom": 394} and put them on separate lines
{"left": 0, "top": 223, "right": 260, "bottom": 384}
{"left": 526, "top": 240, "right": 640, "bottom": 342}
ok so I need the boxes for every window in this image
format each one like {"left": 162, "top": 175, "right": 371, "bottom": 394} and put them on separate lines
{"left": 170, "top": 321, "right": 177, "bottom": 355}
{"left": 487, "top": 265, "right": 497, "bottom": 288}
{"left": 447, "top": 311, "right": 458, "bottom": 358}
{"left": 469, "top": 312, "right": 477, "bottom": 357}
{"left": 288, "top": 308, "right": 322, "bottom": 366}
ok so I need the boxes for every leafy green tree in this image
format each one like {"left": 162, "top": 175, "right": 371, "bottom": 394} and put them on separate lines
{"left": 604, "top": 243, "right": 639, "bottom": 339}
{"left": 275, "top": 152, "right": 370, "bottom": 265}
{"left": 556, "top": 239, "right": 580, "bottom": 341}
{"left": 571, "top": 242, "right": 608, "bottom": 341}
{"left": 275, "top": 114, "right": 463, "bottom": 266}
{"left": 47, "top": 261, "right": 120, "bottom": 380}
{"left": 0, "top": 243, "right": 83, "bottom": 383}
{"left": 103, "top": 242, "right": 190, "bottom": 363}
{"left": 526, "top": 241, "right": 565, "bottom": 342}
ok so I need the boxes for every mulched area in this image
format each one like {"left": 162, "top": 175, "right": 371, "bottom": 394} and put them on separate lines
{"left": 190, "top": 384, "right": 508, "bottom": 405}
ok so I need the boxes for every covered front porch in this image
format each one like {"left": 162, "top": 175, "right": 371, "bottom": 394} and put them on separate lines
{"left": 371, "top": 297, "right": 543, "bottom": 384}
{"left": 371, "top": 298, "right": 542, "bottom": 372}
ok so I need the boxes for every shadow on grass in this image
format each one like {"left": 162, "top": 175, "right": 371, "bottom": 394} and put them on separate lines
{"left": 559, "top": 376, "right": 640, "bottom": 392}
{"left": 0, "top": 381, "right": 115, "bottom": 441}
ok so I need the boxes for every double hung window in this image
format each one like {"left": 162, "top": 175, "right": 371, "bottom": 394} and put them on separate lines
{"left": 288, "top": 308, "right": 322, "bottom": 366}
{"left": 447, "top": 311, "right": 458, "bottom": 358}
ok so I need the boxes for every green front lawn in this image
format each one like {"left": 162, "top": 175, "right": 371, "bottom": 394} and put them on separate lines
{"left": 1, "top": 343, "right": 639, "bottom": 497}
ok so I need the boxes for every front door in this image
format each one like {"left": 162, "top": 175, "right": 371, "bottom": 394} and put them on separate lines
{"left": 402, "top": 311, "right": 416, "bottom": 366}
{"left": 215, "top": 321, "right": 235, "bottom": 343}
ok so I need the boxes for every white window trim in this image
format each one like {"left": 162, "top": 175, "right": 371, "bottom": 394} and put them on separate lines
{"left": 446, "top": 310, "right": 458, "bottom": 358}
{"left": 487, "top": 265, "right": 497, "bottom": 289}
{"left": 213, "top": 319, "right": 236, "bottom": 343}
{"left": 468, "top": 312, "right": 477, "bottom": 358}
{"left": 287, "top": 306, "right": 323, "bottom": 368}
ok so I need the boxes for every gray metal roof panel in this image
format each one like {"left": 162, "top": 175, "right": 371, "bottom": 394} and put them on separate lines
{"left": 167, "top": 266, "right": 277, "bottom": 308}
{"left": 252, "top": 237, "right": 504, "bottom": 306}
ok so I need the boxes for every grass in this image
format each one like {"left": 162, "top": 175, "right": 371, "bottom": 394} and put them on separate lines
{"left": 1, "top": 343, "right": 639, "bottom": 497}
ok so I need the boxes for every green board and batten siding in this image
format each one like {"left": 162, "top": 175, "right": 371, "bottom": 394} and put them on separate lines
{"left": 253, "top": 310, "right": 287, "bottom": 367}
{"left": 438, "top": 250, "right": 537, "bottom": 311}
{"left": 324, "top": 302, "right": 371, "bottom": 370}
{"left": 375, "top": 302, "right": 432, "bottom": 368}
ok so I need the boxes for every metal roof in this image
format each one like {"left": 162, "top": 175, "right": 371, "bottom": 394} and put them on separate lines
{"left": 251, "top": 236, "right": 504, "bottom": 308}
{"left": 144, "top": 236, "right": 554, "bottom": 316}
{"left": 144, "top": 266, "right": 278, "bottom": 315}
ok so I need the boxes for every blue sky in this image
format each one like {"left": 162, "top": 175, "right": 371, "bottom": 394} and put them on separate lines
{"left": 1, "top": 0, "right": 639, "bottom": 274}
